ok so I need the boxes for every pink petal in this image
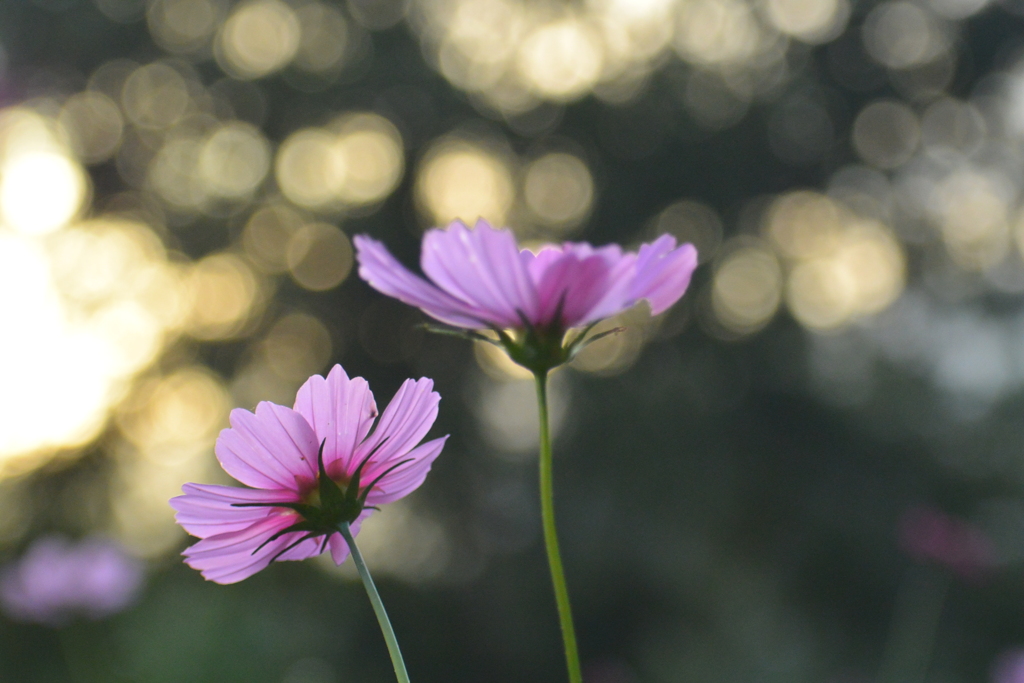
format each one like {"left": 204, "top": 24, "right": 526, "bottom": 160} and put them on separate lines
{"left": 273, "top": 535, "right": 328, "bottom": 562}
{"left": 328, "top": 534, "right": 349, "bottom": 565}
{"left": 182, "top": 516, "right": 305, "bottom": 584}
{"left": 570, "top": 247, "right": 638, "bottom": 324}
{"left": 215, "top": 403, "right": 320, "bottom": 492}
{"left": 524, "top": 243, "right": 641, "bottom": 327}
{"left": 420, "top": 220, "right": 539, "bottom": 327}
{"left": 327, "top": 512, "right": 369, "bottom": 564}
{"left": 364, "top": 436, "right": 447, "bottom": 506}
{"left": 354, "top": 235, "right": 488, "bottom": 328}
{"left": 293, "top": 365, "right": 377, "bottom": 475}
{"left": 521, "top": 245, "right": 565, "bottom": 280}
{"left": 171, "top": 483, "right": 300, "bottom": 539}
{"left": 532, "top": 250, "right": 614, "bottom": 328}
{"left": 350, "top": 378, "right": 440, "bottom": 476}
{"left": 628, "top": 235, "right": 698, "bottom": 315}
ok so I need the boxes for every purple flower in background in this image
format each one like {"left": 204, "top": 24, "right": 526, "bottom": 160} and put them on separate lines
{"left": 354, "top": 220, "right": 697, "bottom": 371}
{"left": 171, "top": 364, "right": 447, "bottom": 584}
{"left": 584, "top": 660, "right": 638, "bottom": 683}
{"left": 898, "top": 505, "right": 997, "bottom": 581}
{"left": 0, "top": 535, "right": 143, "bottom": 625}
{"left": 992, "top": 650, "right": 1024, "bottom": 683}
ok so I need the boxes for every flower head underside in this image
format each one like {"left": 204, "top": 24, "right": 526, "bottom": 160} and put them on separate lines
{"left": 170, "top": 365, "right": 447, "bottom": 584}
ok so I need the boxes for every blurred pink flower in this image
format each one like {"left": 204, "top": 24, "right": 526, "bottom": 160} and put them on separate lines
{"left": 0, "top": 535, "right": 143, "bottom": 625}
{"left": 898, "top": 505, "right": 997, "bottom": 580}
{"left": 584, "top": 659, "right": 638, "bottom": 683}
{"left": 354, "top": 220, "right": 698, "bottom": 332}
{"left": 992, "top": 650, "right": 1024, "bottom": 683}
{"left": 171, "top": 365, "right": 447, "bottom": 584}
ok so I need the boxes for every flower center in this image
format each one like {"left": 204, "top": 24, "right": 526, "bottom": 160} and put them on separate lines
{"left": 491, "top": 305, "right": 622, "bottom": 375}
{"left": 232, "top": 438, "right": 411, "bottom": 563}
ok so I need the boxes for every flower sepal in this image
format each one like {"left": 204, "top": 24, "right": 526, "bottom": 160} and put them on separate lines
{"left": 424, "top": 307, "right": 626, "bottom": 376}
{"left": 231, "top": 438, "right": 406, "bottom": 562}
{"left": 562, "top": 323, "right": 626, "bottom": 364}
{"left": 494, "top": 324, "right": 567, "bottom": 376}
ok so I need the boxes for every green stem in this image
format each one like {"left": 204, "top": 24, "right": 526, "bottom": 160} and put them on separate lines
{"left": 338, "top": 522, "right": 411, "bottom": 683}
{"left": 535, "top": 371, "right": 583, "bottom": 683}
{"left": 878, "top": 564, "right": 951, "bottom": 683}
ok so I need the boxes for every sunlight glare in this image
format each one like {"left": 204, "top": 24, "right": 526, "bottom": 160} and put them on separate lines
{"left": 1, "top": 151, "right": 87, "bottom": 236}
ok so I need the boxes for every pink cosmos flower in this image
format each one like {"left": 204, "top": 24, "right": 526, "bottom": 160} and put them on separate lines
{"left": 0, "top": 535, "right": 144, "bottom": 625}
{"left": 353, "top": 220, "right": 697, "bottom": 335}
{"left": 993, "top": 650, "right": 1024, "bottom": 683}
{"left": 171, "top": 365, "right": 448, "bottom": 584}
{"left": 898, "top": 505, "right": 997, "bottom": 581}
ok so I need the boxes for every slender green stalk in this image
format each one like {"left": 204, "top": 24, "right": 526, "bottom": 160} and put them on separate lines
{"left": 534, "top": 371, "right": 582, "bottom": 683}
{"left": 338, "top": 522, "right": 411, "bottom": 683}
{"left": 878, "top": 564, "right": 951, "bottom": 683}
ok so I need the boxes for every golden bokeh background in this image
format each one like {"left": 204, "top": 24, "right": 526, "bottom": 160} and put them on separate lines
{"left": 3, "top": 0, "right": 1024, "bottom": 680}
{"left": 0, "top": 0, "right": 1019, "bottom": 557}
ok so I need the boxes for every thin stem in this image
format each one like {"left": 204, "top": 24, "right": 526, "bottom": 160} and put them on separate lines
{"left": 878, "top": 564, "right": 951, "bottom": 683}
{"left": 338, "top": 523, "right": 411, "bottom": 683}
{"left": 535, "top": 371, "right": 582, "bottom": 683}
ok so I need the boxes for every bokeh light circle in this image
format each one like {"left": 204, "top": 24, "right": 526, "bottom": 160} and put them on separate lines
{"left": 198, "top": 122, "right": 271, "bottom": 200}
{"left": 711, "top": 242, "right": 783, "bottom": 334}
{"left": 1, "top": 152, "right": 88, "bottom": 236}
{"left": 293, "top": 2, "right": 350, "bottom": 74}
{"left": 148, "top": 0, "right": 224, "bottom": 55}
{"left": 862, "top": 2, "right": 949, "bottom": 69}
{"left": 275, "top": 128, "right": 347, "bottom": 210}
{"left": 765, "top": 0, "right": 849, "bottom": 44}
{"left": 415, "top": 138, "right": 514, "bottom": 227}
{"left": 261, "top": 312, "right": 334, "bottom": 381}
{"left": 331, "top": 114, "right": 405, "bottom": 206}
{"left": 185, "top": 253, "right": 262, "bottom": 340}
{"left": 523, "top": 152, "right": 594, "bottom": 230}
{"left": 121, "top": 62, "right": 191, "bottom": 130}
{"left": 852, "top": 100, "right": 920, "bottom": 169}
{"left": 286, "top": 222, "right": 354, "bottom": 291}
{"left": 216, "top": 0, "right": 301, "bottom": 80}
{"left": 58, "top": 92, "right": 125, "bottom": 165}
{"left": 517, "top": 19, "right": 604, "bottom": 101}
